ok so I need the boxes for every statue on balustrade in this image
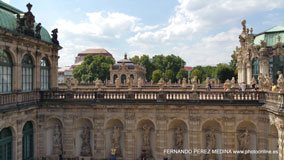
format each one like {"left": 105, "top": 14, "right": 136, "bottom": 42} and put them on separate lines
{"left": 263, "top": 74, "right": 272, "bottom": 91}
{"left": 231, "top": 77, "right": 236, "bottom": 89}
{"left": 181, "top": 78, "right": 187, "bottom": 88}
{"left": 35, "top": 23, "right": 42, "bottom": 39}
{"left": 126, "top": 76, "right": 133, "bottom": 90}
{"left": 277, "top": 72, "right": 284, "bottom": 93}
{"left": 158, "top": 78, "right": 165, "bottom": 90}
{"left": 258, "top": 73, "right": 265, "bottom": 91}
{"left": 53, "top": 124, "right": 62, "bottom": 155}
{"left": 80, "top": 126, "right": 92, "bottom": 156}
{"left": 191, "top": 76, "right": 198, "bottom": 91}
{"left": 95, "top": 78, "right": 103, "bottom": 90}
{"left": 115, "top": 77, "right": 120, "bottom": 89}
{"left": 112, "top": 126, "right": 121, "bottom": 157}
{"left": 66, "top": 78, "right": 72, "bottom": 90}
{"left": 137, "top": 77, "right": 143, "bottom": 88}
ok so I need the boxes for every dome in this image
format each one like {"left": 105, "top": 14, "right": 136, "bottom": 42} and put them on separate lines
{"left": 112, "top": 54, "right": 136, "bottom": 69}
{"left": 0, "top": 1, "right": 52, "bottom": 43}
{"left": 254, "top": 25, "right": 284, "bottom": 46}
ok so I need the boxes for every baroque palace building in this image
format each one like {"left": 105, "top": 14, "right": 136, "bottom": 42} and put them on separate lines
{"left": 1, "top": 2, "right": 284, "bottom": 160}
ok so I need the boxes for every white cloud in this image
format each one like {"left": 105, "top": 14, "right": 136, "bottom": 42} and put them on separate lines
{"left": 2, "top": 0, "right": 10, "bottom": 4}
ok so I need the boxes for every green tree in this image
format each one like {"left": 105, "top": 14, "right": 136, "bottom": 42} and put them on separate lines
{"left": 176, "top": 68, "right": 188, "bottom": 80}
{"left": 215, "top": 63, "right": 234, "bottom": 83}
{"left": 164, "top": 69, "right": 174, "bottom": 82}
{"left": 152, "top": 69, "right": 163, "bottom": 83}
{"left": 229, "top": 53, "right": 238, "bottom": 78}
{"left": 73, "top": 55, "right": 115, "bottom": 83}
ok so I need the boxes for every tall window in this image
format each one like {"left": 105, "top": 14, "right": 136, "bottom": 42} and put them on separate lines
{"left": 22, "top": 122, "right": 34, "bottom": 160}
{"left": 22, "top": 54, "right": 33, "bottom": 92}
{"left": 252, "top": 58, "right": 259, "bottom": 81}
{"left": 0, "top": 50, "right": 12, "bottom": 93}
{"left": 40, "top": 58, "right": 50, "bottom": 90}
{"left": 0, "top": 128, "right": 13, "bottom": 160}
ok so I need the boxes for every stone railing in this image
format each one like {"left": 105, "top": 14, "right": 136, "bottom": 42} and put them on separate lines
{"left": 265, "top": 92, "right": 284, "bottom": 110}
{"left": 39, "top": 90, "right": 265, "bottom": 105}
{"left": 0, "top": 91, "right": 40, "bottom": 109}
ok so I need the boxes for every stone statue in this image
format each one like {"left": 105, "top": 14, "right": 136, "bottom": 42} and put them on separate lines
{"left": 112, "top": 126, "right": 121, "bottom": 156}
{"left": 16, "top": 14, "right": 24, "bottom": 33}
{"left": 277, "top": 72, "right": 284, "bottom": 93}
{"left": 35, "top": 23, "right": 42, "bottom": 39}
{"left": 204, "top": 128, "right": 217, "bottom": 160}
{"left": 126, "top": 76, "right": 133, "bottom": 90}
{"left": 238, "top": 129, "right": 250, "bottom": 150}
{"left": 175, "top": 127, "right": 184, "bottom": 149}
{"left": 205, "top": 128, "right": 216, "bottom": 149}
{"left": 181, "top": 78, "right": 187, "bottom": 88}
{"left": 158, "top": 78, "right": 165, "bottom": 90}
{"left": 137, "top": 77, "right": 143, "bottom": 88}
{"left": 191, "top": 76, "right": 198, "bottom": 91}
{"left": 142, "top": 124, "right": 151, "bottom": 147}
{"left": 115, "top": 77, "right": 120, "bottom": 89}
{"left": 263, "top": 74, "right": 272, "bottom": 91}
{"left": 141, "top": 124, "right": 153, "bottom": 159}
{"left": 95, "top": 78, "right": 103, "bottom": 90}
{"left": 66, "top": 78, "right": 72, "bottom": 90}
{"left": 23, "top": 3, "right": 35, "bottom": 36}
{"left": 80, "top": 126, "right": 91, "bottom": 156}
{"left": 51, "top": 28, "right": 59, "bottom": 45}
{"left": 231, "top": 77, "right": 236, "bottom": 88}
{"left": 237, "top": 129, "right": 251, "bottom": 160}
{"left": 258, "top": 73, "right": 265, "bottom": 91}
{"left": 53, "top": 124, "right": 62, "bottom": 155}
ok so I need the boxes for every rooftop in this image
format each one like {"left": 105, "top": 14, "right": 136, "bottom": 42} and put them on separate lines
{"left": 254, "top": 25, "right": 284, "bottom": 46}
{"left": 78, "top": 48, "right": 113, "bottom": 57}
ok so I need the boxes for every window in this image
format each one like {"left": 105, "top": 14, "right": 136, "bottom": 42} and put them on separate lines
{"left": 121, "top": 74, "right": 126, "bottom": 84}
{"left": 0, "top": 128, "right": 12, "bottom": 160}
{"left": 40, "top": 58, "right": 50, "bottom": 90}
{"left": 22, "top": 54, "right": 33, "bottom": 92}
{"left": 22, "top": 122, "right": 34, "bottom": 160}
{"left": 0, "top": 50, "right": 12, "bottom": 93}
{"left": 252, "top": 58, "right": 259, "bottom": 81}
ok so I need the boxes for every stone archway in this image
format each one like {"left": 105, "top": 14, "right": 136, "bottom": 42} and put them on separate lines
{"left": 105, "top": 119, "right": 124, "bottom": 159}
{"left": 236, "top": 121, "right": 257, "bottom": 160}
{"left": 75, "top": 118, "right": 93, "bottom": 158}
{"left": 136, "top": 119, "right": 155, "bottom": 160}
{"left": 202, "top": 120, "right": 222, "bottom": 160}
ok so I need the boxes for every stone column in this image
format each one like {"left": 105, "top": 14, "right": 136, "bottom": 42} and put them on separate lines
{"left": 189, "top": 116, "right": 201, "bottom": 160}
{"left": 156, "top": 115, "right": 167, "bottom": 159}
{"left": 50, "top": 54, "right": 59, "bottom": 89}
{"left": 34, "top": 52, "right": 41, "bottom": 91}
{"left": 259, "top": 58, "right": 270, "bottom": 77}
{"left": 246, "top": 62, "right": 252, "bottom": 85}
{"left": 222, "top": 117, "right": 236, "bottom": 160}
{"left": 94, "top": 115, "right": 105, "bottom": 159}
{"left": 62, "top": 115, "right": 75, "bottom": 157}
{"left": 124, "top": 112, "right": 136, "bottom": 160}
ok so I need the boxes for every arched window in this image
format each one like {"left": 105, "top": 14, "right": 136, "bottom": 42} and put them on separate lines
{"left": 0, "top": 50, "right": 12, "bottom": 93}
{"left": 40, "top": 58, "right": 50, "bottom": 90}
{"left": 0, "top": 127, "right": 13, "bottom": 160}
{"left": 121, "top": 74, "right": 126, "bottom": 84}
{"left": 252, "top": 58, "right": 259, "bottom": 81}
{"left": 22, "top": 121, "right": 34, "bottom": 160}
{"left": 22, "top": 54, "right": 34, "bottom": 92}
{"left": 130, "top": 74, "right": 134, "bottom": 80}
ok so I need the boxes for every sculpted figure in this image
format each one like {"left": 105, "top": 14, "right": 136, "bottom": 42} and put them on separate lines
{"left": 95, "top": 78, "right": 103, "bottom": 90}
{"left": 53, "top": 124, "right": 62, "bottom": 155}
{"left": 205, "top": 128, "right": 216, "bottom": 149}
{"left": 231, "top": 77, "right": 236, "bottom": 88}
{"left": 238, "top": 129, "right": 250, "bottom": 150}
{"left": 264, "top": 74, "right": 272, "bottom": 91}
{"left": 142, "top": 124, "right": 151, "bottom": 147}
{"left": 137, "top": 77, "right": 143, "bottom": 88}
{"left": 51, "top": 28, "right": 59, "bottom": 45}
{"left": 158, "top": 78, "right": 165, "bottom": 90}
{"left": 126, "top": 76, "right": 133, "bottom": 90}
{"left": 191, "top": 76, "right": 198, "bottom": 91}
{"left": 258, "top": 73, "right": 265, "bottom": 91}
{"left": 181, "top": 78, "right": 187, "bottom": 88}
{"left": 112, "top": 126, "right": 121, "bottom": 156}
{"left": 175, "top": 127, "right": 184, "bottom": 149}
{"left": 80, "top": 126, "right": 91, "bottom": 156}
{"left": 277, "top": 72, "right": 284, "bottom": 93}
{"left": 35, "top": 23, "right": 42, "bottom": 39}
{"left": 115, "top": 77, "right": 120, "bottom": 89}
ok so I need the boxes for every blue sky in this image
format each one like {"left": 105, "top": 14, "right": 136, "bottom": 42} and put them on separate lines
{"left": 4, "top": 0, "right": 284, "bottom": 67}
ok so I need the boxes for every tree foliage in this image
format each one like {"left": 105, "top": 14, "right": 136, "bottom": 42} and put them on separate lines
{"left": 73, "top": 55, "right": 115, "bottom": 83}
{"left": 131, "top": 54, "right": 186, "bottom": 82}
{"left": 215, "top": 63, "right": 235, "bottom": 83}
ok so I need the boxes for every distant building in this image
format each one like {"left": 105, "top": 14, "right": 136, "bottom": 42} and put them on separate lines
{"left": 110, "top": 54, "right": 146, "bottom": 84}
{"left": 58, "top": 48, "right": 114, "bottom": 83}
{"left": 74, "top": 48, "right": 113, "bottom": 66}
